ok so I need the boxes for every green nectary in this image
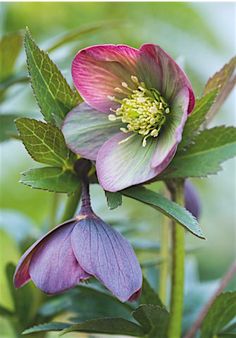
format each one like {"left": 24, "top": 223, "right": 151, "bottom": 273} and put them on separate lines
{"left": 108, "top": 76, "right": 170, "bottom": 146}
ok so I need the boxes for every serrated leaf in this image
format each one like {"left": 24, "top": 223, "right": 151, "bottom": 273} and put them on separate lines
{"left": 0, "top": 114, "right": 19, "bottom": 142}
{"left": 140, "top": 277, "right": 163, "bottom": 307}
{"left": 105, "top": 191, "right": 122, "bottom": 210}
{"left": 179, "top": 90, "right": 218, "bottom": 150}
{"left": 15, "top": 118, "right": 71, "bottom": 167}
{"left": 0, "top": 31, "right": 23, "bottom": 81}
{"left": 20, "top": 167, "right": 80, "bottom": 193}
{"left": 132, "top": 304, "right": 169, "bottom": 337}
{"left": 23, "top": 322, "right": 70, "bottom": 335}
{"left": 203, "top": 56, "right": 236, "bottom": 122}
{"left": 200, "top": 292, "right": 236, "bottom": 338}
{"left": 61, "top": 317, "right": 145, "bottom": 336}
{"left": 25, "top": 28, "right": 80, "bottom": 126}
{"left": 162, "top": 126, "right": 236, "bottom": 179}
{"left": 123, "top": 186, "right": 205, "bottom": 239}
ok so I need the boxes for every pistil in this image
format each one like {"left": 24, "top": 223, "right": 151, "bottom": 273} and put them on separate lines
{"left": 108, "top": 76, "right": 170, "bottom": 146}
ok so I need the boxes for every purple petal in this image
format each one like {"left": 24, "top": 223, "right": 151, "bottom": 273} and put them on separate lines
{"left": 14, "top": 220, "right": 90, "bottom": 293}
{"left": 72, "top": 44, "right": 139, "bottom": 113}
{"left": 139, "top": 44, "right": 195, "bottom": 113}
{"left": 71, "top": 215, "right": 142, "bottom": 302}
{"left": 62, "top": 102, "right": 122, "bottom": 160}
{"left": 96, "top": 132, "right": 160, "bottom": 192}
{"left": 184, "top": 180, "right": 201, "bottom": 220}
{"left": 29, "top": 222, "right": 90, "bottom": 294}
{"left": 151, "top": 87, "right": 190, "bottom": 170}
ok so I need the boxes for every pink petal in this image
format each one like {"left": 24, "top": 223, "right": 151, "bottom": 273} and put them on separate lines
{"left": 151, "top": 87, "right": 190, "bottom": 170}
{"left": 139, "top": 44, "right": 195, "bottom": 114}
{"left": 71, "top": 215, "right": 142, "bottom": 302}
{"left": 72, "top": 44, "right": 140, "bottom": 113}
{"left": 62, "top": 102, "right": 122, "bottom": 160}
{"left": 96, "top": 132, "right": 159, "bottom": 192}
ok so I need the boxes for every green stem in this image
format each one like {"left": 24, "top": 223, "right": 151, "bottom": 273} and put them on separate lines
{"left": 167, "top": 180, "right": 185, "bottom": 338}
{"left": 49, "top": 193, "right": 59, "bottom": 226}
{"left": 159, "top": 215, "right": 169, "bottom": 304}
{"left": 61, "top": 184, "right": 82, "bottom": 222}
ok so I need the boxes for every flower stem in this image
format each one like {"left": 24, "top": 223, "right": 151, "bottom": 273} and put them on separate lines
{"left": 159, "top": 215, "right": 169, "bottom": 304}
{"left": 167, "top": 180, "right": 185, "bottom": 338}
{"left": 49, "top": 193, "right": 59, "bottom": 225}
{"left": 61, "top": 184, "right": 82, "bottom": 222}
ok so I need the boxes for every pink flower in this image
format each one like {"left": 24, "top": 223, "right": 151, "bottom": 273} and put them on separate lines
{"left": 14, "top": 181, "right": 142, "bottom": 302}
{"left": 63, "top": 44, "right": 195, "bottom": 191}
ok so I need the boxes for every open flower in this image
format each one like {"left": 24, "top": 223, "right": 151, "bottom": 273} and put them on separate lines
{"left": 184, "top": 180, "right": 201, "bottom": 220}
{"left": 63, "top": 44, "right": 195, "bottom": 192}
{"left": 14, "top": 182, "right": 142, "bottom": 302}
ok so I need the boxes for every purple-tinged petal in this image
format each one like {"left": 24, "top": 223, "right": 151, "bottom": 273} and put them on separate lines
{"left": 62, "top": 102, "right": 122, "bottom": 160}
{"left": 184, "top": 180, "right": 201, "bottom": 220}
{"left": 29, "top": 222, "right": 90, "bottom": 294}
{"left": 151, "top": 87, "right": 190, "bottom": 170}
{"left": 72, "top": 44, "right": 140, "bottom": 113}
{"left": 71, "top": 215, "right": 142, "bottom": 302}
{"left": 96, "top": 132, "right": 160, "bottom": 192}
{"left": 139, "top": 44, "right": 195, "bottom": 113}
{"left": 14, "top": 219, "right": 90, "bottom": 293}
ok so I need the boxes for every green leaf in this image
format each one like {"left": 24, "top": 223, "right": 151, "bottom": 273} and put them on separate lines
{"left": 179, "top": 89, "right": 218, "bottom": 150}
{"left": 0, "top": 31, "right": 23, "bottom": 81}
{"left": 6, "top": 263, "right": 36, "bottom": 326}
{"left": 0, "top": 114, "right": 19, "bottom": 142}
{"left": 201, "top": 292, "right": 236, "bottom": 338}
{"left": 140, "top": 277, "right": 163, "bottom": 307}
{"left": 25, "top": 28, "right": 80, "bottom": 126}
{"left": 203, "top": 56, "right": 236, "bottom": 122}
{"left": 105, "top": 191, "right": 122, "bottom": 210}
{"left": 132, "top": 304, "right": 169, "bottom": 337}
{"left": 0, "top": 305, "right": 14, "bottom": 317}
{"left": 61, "top": 318, "right": 145, "bottom": 336}
{"left": 20, "top": 167, "right": 80, "bottom": 193}
{"left": 162, "top": 126, "right": 236, "bottom": 179}
{"left": 123, "top": 186, "right": 205, "bottom": 239}
{"left": 15, "top": 118, "right": 71, "bottom": 167}
{"left": 23, "top": 322, "right": 70, "bottom": 335}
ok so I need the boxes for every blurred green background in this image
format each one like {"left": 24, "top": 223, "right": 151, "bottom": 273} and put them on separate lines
{"left": 0, "top": 2, "right": 235, "bottom": 337}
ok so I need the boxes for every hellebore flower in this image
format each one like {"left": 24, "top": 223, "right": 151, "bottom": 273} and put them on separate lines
{"left": 14, "top": 182, "right": 142, "bottom": 302}
{"left": 184, "top": 180, "right": 201, "bottom": 220}
{"left": 62, "top": 44, "right": 195, "bottom": 192}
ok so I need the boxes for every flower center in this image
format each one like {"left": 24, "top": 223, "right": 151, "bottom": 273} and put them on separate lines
{"left": 108, "top": 76, "right": 170, "bottom": 146}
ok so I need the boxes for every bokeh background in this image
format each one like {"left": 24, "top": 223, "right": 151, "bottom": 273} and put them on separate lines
{"left": 0, "top": 2, "right": 235, "bottom": 337}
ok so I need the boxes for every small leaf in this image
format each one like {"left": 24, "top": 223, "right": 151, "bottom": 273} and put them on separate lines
{"left": 61, "top": 317, "right": 145, "bottom": 337}
{"left": 23, "top": 322, "right": 70, "bottom": 335}
{"left": 0, "top": 31, "right": 23, "bottom": 81}
{"left": 140, "top": 277, "right": 163, "bottom": 307}
{"left": 200, "top": 292, "right": 236, "bottom": 338}
{"left": 25, "top": 28, "right": 80, "bottom": 126}
{"left": 0, "top": 114, "right": 19, "bottom": 142}
{"left": 162, "top": 126, "right": 236, "bottom": 179}
{"left": 179, "top": 89, "right": 218, "bottom": 150}
{"left": 132, "top": 304, "right": 169, "bottom": 337}
{"left": 203, "top": 56, "right": 236, "bottom": 122}
{"left": 20, "top": 167, "right": 80, "bottom": 193}
{"left": 123, "top": 186, "right": 205, "bottom": 239}
{"left": 15, "top": 118, "right": 71, "bottom": 167}
{"left": 105, "top": 191, "right": 122, "bottom": 210}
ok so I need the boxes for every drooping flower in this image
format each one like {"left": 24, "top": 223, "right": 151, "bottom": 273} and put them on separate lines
{"left": 62, "top": 44, "right": 195, "bottom": 192}
{"left": 14, "top": 181, "right": 142, "bottom": 302}
{"left": 184, "top": 180, "right": 201, "bottom": 220}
